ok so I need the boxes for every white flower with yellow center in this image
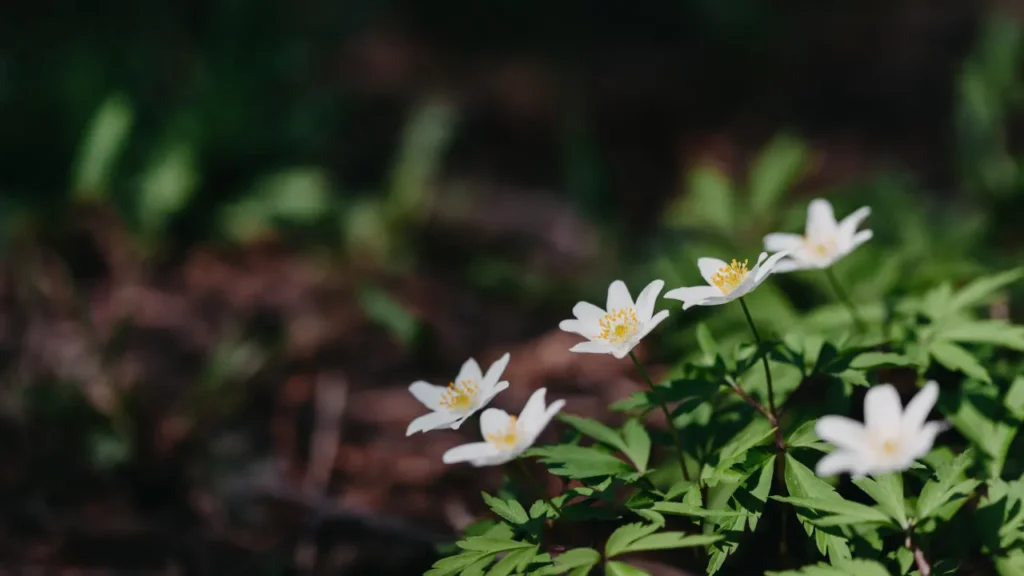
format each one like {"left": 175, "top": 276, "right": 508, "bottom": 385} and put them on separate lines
{"left": 763, "top": 198, "right": 873, "bottom": 273}
{"left": 558, "top": 279, "right": 670, "bottom": 359}
{"left": 405, "top": 353, "right": 511, "bottom": 436}
{"left": 663, "top": 251, "right": 790, "bottom": 310}
{"left": 442, "top": 387, "right": 566, "bottom": 467}
{"left": 815, "top": 381, "right": 945, "bottom": 478}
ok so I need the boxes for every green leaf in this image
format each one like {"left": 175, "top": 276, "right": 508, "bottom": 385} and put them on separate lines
{"left": 938, "top": 320, "right": 1024, "bottom": 350}
{"left": 929, "top": 340, "right": 991, "bottom": 383}
{"left": 748, "top": 134, "right": 808, "bottom": 215}
{"left": 604, "top": 561, "right": 651, "bottom": 576}
{"left": 766, "top": 558, "right": 891, "bottom": 576}
{"left": 651, "top": 501, "right": 747, "bottom": 519}
{"left": 530, "top": 500, "right": 551, "bottom": 520}
{"left": 424, "top": 550, "right": 491, "bottom": 576}
{"left": 486, "top": 545, "right": 539, "bottom": 576}
{"left": 615, "top": 532, "right": 721, "bottom": 554}
{"left": 358, "top": 285, "right": 422, "bottom": 348}
{"left": 695, "top": 322, "right": 721, "bottom": 360}
{"left": 666, "top": 165, "right": 735, "bottom": 232}
{"left": 702, "top": 420, "right": 774, "bottom": 486}
{"left": 772, "top": 496, "right": 892, "bottom": 525}
{"left": 787, "top": 420, "right": 828, "bottom": 452}
{"left": 559, "top": 414, "right": 628, "bottom": 453}
{"left": 917, "top": 450, "right": 979, "bottom": 521}
{"left": 72, "top": 93, "right": 134, "bottom": 200}
{"left": 136, "top": 136, "right": 199, "bottom": 237}
{"left": 457, "top": 537, "right": 534, "bottom": 553}
{"left": 783, "top": 454, "right": 852, "bottom": 561}
{"left": 949, "top": 268, "right": 1023, "bottom": 311}
{"left": 620, "top": 419, "right": 651, "bottom": 472}
{"left": 848, "top": 352, "right": 916, "bottom": 370}
{"left": 946, "top": 378, "right": 1021, "bottom": 476}
{"left": 853, "top": 474, "right": 908, "bottom": 528}
{"left": 536, "top": 548, "right": 601, "bottom": 576}
{"left": 604, "top": 523, "right": 659, "bottom": 558}
{"left": 527, "top": 445, "right": 633, "bottom": 478}
{"left": 481, "top": 492, "right": 530, "bottom": 525}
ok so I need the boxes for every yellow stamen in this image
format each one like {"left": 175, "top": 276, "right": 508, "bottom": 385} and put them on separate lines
{"left": 598, "top": 308, "right": 640, "bottom": 345}
{"left": 805, "top": 236, "right": 836, "bottom": 258}
{"left": 711, "top": 259, "right": 749, "bottom": 294}
{"left": 439, "top": 379, "right": 479, "bottom": 411}
{"left": 881, "top": 439, "right": 899, "bottom": 455}
{"left": 486, "top": 416, "right": 519, "bottom": 448}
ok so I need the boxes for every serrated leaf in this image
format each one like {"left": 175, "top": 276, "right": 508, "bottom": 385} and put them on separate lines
{"left": 772, "top": 496, "right": 892, "bottom": 525}
{"left": 938, "top": 320, "right": 1024, "bottom": 350}
{"left": 702, "top": 420, "right": 775, "bottom": 486}
{"left": 530, "top": 500, "right": 551, "bottom": 519}
{"left": 604, "top": 561, "right": 651, "bottom": 576}
{"left": 604, "top": 523, "right": 659, "bottom": 558}
{"left": 536, "top": 548, "right": 601, "bottom": 576}
{"left": 853, "top": 473, "right": 908, "bottom": 528}
{"left": 917, "top": 450, "right": 980, "bottom": 521}
{"left": 783, "top": 454, "right": 852, "bottom": 560}
{"left": 949, "top": 268, "right": 1023, "bottom": 311}
{"left": 766, "top": 558, "right": 891, "bottom": 576}
{"left": 425, "top": 550, "right": 492, "bottom": 576}
{"left": 667, "top": 165, "right": 735, "bottom": 232}
{"left": 72, "top": 93, "right": 134, "bottom": 200}
{"left": 481, "top": 492, "right": 530, "bottom": 525}
{"left": 620, "top": 418, "right": 651, "bottom": 472}
{"left": 527, "top": 445, "right": 633, "bottom": 478}
{"left": 848, "top": 352, "right": 916, "bottom": 370}
{"left": 929, "top": 340, "right": 991, "bottom": 383}
{"left": 696, "top": 322, "right": 720, "bottom": 359}
{"left": 486, "top": 545, "right": 539, "bottom": 576}
{"left": 457, "top": 537, "right": 535, "bottom": 553}
{"left": 787, "top": 420, "right": 828, "bottom": 451}
{"left": 651, "top": 501, "right": 747, "bottom": 519}
{"left": 617, "top": 532, "right": 721, "bottom": 555}
{"left": 559, "top": 414, "right": 627, "bottom": 452}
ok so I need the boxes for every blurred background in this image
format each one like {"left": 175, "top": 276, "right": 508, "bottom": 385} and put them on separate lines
{"left": 2, "top": 1, "right": 1024, "bottom": 574}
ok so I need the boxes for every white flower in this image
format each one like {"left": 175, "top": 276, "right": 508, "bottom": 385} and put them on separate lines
{"left": 442, "top": 387, "right": 566, "bottom": 467}
{"left": 663, "top": 251, "right": 790, "bottom": 310}
{"left": 814, "top": 381, "right": 945, "bottom": 478}
{"left": 558, "top": 279, "right": 670, "bottom": 359}
{"left": 405, "top": 353, "right": 511, "bottom": 435}
{"left": 763, "top": 198, "right": 873, "bottom": 273}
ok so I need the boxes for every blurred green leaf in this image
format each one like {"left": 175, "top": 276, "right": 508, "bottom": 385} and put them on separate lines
{"left": 136, "top": 137, "right": 198, "bottom": 237}
{"left": 748, "top": 134, "right": 809, "bottom": 216}
{"left": 357, "top": 285, "right": 420, "bottom": 348}
{"left": 72, "top": 93, "right": 134, "bottom": 200}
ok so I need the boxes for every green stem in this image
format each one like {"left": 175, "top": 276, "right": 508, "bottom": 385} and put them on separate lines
{"left": 629, "top": 351, "right": 690, "bottom": 482}
{"left": 739, "top": 297, "right": 777, "bottom": 418}
{"left": 825, "top": 267, "right": 866, "bottom": 332}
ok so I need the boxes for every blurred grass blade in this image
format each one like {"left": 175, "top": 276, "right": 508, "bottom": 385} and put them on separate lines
{"left": 137, "top": 136, "right": 199, "bottom": 238}
{"left": 748, "top": 134, "right": 809, "bottom": 215}
{"left": 72, "top": 93, "right": 134, "bottom": 201}
{"left": 386, "top": 97, "right": 457, "bottom": 222}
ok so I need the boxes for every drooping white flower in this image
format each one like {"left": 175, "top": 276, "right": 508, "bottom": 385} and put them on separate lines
{"left": 763, "top": 198, "right": 873, "bottom": 273}
{"left": 662, "top": 251, "right": 790, "bottom": 310}
{"left": 814, "top": 381, "right": 945, "bottom": 478}
{"left": 558, "top": 279, "right": 670, "bottom": 359}
{"left": 405, "top": 353, "right": 511, "bottom": 435}
{"left": 442, "top": 387, "right": 566, "bottom": 467}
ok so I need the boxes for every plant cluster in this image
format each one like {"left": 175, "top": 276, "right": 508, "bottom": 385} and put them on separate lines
{"left": 408, "top": 199, "right": 1024, "bottom": 575}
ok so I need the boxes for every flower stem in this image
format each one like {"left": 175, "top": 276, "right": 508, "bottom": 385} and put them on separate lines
{"left": 906, "top": 535, "right": 932, "bottom": 576}
{"left": 628, "top": 351, "right": 690, "bottom": 482}
{"left": 739, "top": 297, "right": 778, "bottom": 419}
{"left": 515, "top": 458, "right": 561, "bottom": 517}
{"left": 825, "top": 267, "right": 866, "bottom": 332}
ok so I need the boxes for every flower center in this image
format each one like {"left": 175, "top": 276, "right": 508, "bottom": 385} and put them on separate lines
{"left": 439, "top": 379, "right": 479, "bottom": 412}
{"left": 711, "top": 259, "right": 749, "bottom": 294}
{"left": 485, "top": 416, "right": 519, "bottom": 449}
{"left": 598, "top": 308, "right": 640, "bottom": 345}
{"left": 881, "top": 439, "right": 900, "bottom": 456}
{"left": 805, "top": 236, "right": 836, "bottom": 259}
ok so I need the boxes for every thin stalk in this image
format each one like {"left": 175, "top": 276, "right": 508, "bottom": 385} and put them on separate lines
{"left": 825, "top": 267, "right": 866, "bottom": 332}
{"left": 739, "top": 297, "right": 778, "bottom": 419}
{"left": 906, "top": 535, "right": 932, "bottom": 576}
{"left": 629, "top": 351, "right": 690, "bottom": 482}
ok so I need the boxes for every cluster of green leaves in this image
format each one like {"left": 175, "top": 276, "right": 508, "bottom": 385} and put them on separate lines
{"left": 428, "top": 265, "right": 1024, "bottom": 575}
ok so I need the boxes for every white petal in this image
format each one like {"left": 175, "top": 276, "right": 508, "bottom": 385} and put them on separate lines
{"left": 610, "top": 343, "right": 638, "bottom": 359}
{"left": 901, "top": 381, "right": 939, "bottom": 434}
{"left": 769, "top": 258, "right": 809, "bottom": 274}
{"left": 570, "top": 340, "right": 613, "bottom": 354}
{"left": 408, "top": 380, "right": 444, "bottom": 409}
{"left": 841, "top": 229, "right": 873, "bottom": 254}
{"left": 907, "top": 421, "right": 945, "bottom": 460}
{"left": 753, "top": 250, "right": 791, "bottom": 282}
{"left": 697, "top": 258, "right": 729, "bottom": 286}
{"left": 815, "top": 416, "right": 870, "bottom": 453}
{"left": 559, "top": 319, "right": 591, "bottom": 338}
{"left": 806, "top": 198, "right": 837, "bottom": 239}
{"left": 406, "top": 410, "right": 459, "bottom": 435}
{"left": 471, "top": 449, "right": 519, "bottom": 467}
{"left": 572, "top": 301, "right": 606, "bottom": 323}
{"left": 763, "top": 232, "right": 805, "bottom": 253}
{"left": 442, "top": 442, "right": 503, "bottom": 465}
{"left": 455, "top": 357, "right": 483, "bottom": 384}
{"left": 482, "top": 353, "right": 511, "bottom": 388}
{"left": 815, "top": 450, "right": 864, "bottom": 477}
{"left": 837, "top": 206, "right": 871, "bottom": 239}
{"left": 635, "top": 310, "right": 670, "bottom": 341}
{"left": 523, "top": 398, "right": 567, "bottom": 445}
{"left": 864, "top": 384, "right": 903, "bottom": 438}
{"left": 683, "top": 294, "right": 732, "bottom": 309}
{"left": 477, "top": 381, "right": 509, "bottom": 411}
{"left": 479, "top": 408, "right": 515, "bottom": 438}
{"left": 518, "top": 388, "right": 549, "bottom": 426}
{"left": 634, "top": 279, "right": 665, "bottom": 323}
{"left": 664, "top": 285, "right": 721, "bottom": 303}
{"left": 606, "top": 280, "right": 634, "bottom": 310}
